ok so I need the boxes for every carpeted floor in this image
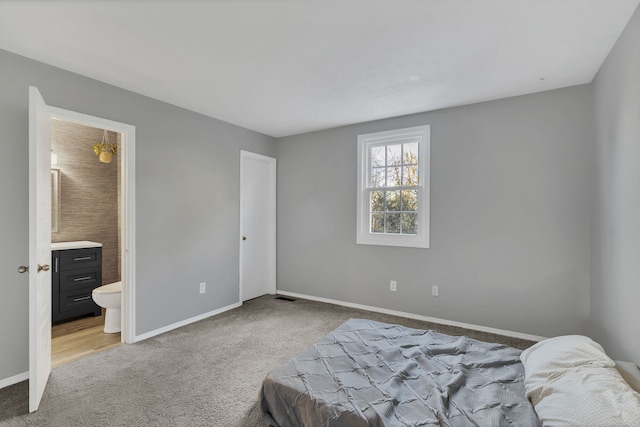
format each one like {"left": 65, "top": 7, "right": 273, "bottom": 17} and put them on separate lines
{"left": 0, "top": 295, "right": 535, "bottom": 426}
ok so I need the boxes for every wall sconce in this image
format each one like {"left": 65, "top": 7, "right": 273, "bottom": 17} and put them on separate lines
{"left": 92, "top": 129, "right": 117, "bottom": 163}
{"left": 51, "top": 149, "right": 58, "bottom": 166}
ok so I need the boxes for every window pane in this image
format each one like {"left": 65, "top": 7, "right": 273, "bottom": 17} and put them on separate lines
{"left": 401, "top": 190, "right": 418, "bottom": 211}
{"left": 387, "top": 144, "right": 402, "bottom": 166}
{"left": 371, "top": 167, "right": 385, "bottom": 187}
{"left": 402, "top": 165, "right": 419, "bottom": 186}
{"left": 371, "top": 213, "right": 384, "bottom": 233}
{"left": 370, "top": 191, "right": 385, "bottom": 212}
{"left": 403, "top": 142, "right": 419, "bottom": 165}
{"left": 402, "top": 213, "right": 418, "bottom": 235}
{"left": 371, "top": 146, "right": 385, "bottom": 167}
{"left": 386, "top": 213, "right": 401, "bottom": 233}
{"left": 386, "top": 190, "right": 400, "bottom": 211}
{"left": 386, "top": 166, "right": 401, "bottom": 187}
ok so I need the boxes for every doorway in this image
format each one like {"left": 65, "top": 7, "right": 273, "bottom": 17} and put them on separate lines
{"left": 50, "top": 121, "right": 121, "bottom": 367}
{"left": 239, "top": 150, "right": 276, "bottom": 301}
{"left": 28, "top": 87, "right": 135, "bottom": 412}
{"left": 48, "top": 107, "right": 136, "bottom": 345}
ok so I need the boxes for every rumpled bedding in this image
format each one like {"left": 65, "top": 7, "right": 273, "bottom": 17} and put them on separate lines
{"left": 260, "top": 318, "right": 540, "bottom": 427}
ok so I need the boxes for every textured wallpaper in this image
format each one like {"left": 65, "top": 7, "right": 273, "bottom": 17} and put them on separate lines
{"left": 51, "top": 120, "right": 121, "bottom": 286}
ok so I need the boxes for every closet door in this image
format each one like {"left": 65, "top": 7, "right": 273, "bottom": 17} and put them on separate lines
{"left": 240, "top": 150, "right": 276, "bottom": 302}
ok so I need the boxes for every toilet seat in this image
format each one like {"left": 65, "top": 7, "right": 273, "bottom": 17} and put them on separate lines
{"left": 93, "top": 281, "right": 121, "bottom": 294}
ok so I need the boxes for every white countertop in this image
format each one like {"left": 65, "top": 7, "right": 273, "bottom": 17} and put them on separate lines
{"left": 51, "top": 241, "right": 102, "bottom": 250}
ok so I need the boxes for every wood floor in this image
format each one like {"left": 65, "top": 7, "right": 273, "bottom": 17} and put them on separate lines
{"left": 51, "top": 312, "right": 121, "bottom": 368}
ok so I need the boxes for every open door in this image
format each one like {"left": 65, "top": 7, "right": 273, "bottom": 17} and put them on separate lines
{"left": 28, "top": 86, "right": 52, "bottom": 412}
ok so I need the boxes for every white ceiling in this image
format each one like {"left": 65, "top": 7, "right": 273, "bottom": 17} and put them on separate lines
{"left": 1, "top": 1, "right": 638, "bottom": 138}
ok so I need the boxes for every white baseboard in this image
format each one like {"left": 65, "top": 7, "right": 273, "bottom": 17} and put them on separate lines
{"left": 0, "top": 371, "right": 28, "bottom": 390}
{"left": 134, "top": 302, "right": 242, "bottom": 342}
{"left": 276, "top": 290, "right": 546, "bottom": 342}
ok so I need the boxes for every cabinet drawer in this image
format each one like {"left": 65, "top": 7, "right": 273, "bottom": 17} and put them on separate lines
{"left": 59, "top": 247, "right": 101, "bottom": 271}
{"left": 59, "top": 267, "right": 102, "bottom": 293}
{"left": 59, "top": 289, "right": 99, "bottom": 313}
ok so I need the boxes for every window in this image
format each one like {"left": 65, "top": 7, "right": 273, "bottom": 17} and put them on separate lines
{"left": 357, "top": 125, "right": 430, "bottom": 248}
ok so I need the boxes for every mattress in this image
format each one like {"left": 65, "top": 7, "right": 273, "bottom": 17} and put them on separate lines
{"left": 260, "top": 318, "right": 540, "bottom": 427}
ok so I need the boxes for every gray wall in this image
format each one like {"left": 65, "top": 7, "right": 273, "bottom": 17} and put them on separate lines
{"left": 276, "top": 86, "right": 593, "bottom": 339}
{"left": 591, "top": 5, "right": 640, "bottom": 363}
{"left": 0, "top": 49, "right": 275, "bottom": 382}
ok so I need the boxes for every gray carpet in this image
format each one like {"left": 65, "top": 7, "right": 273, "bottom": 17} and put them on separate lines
{"left": 0, "top": 295, "right": 535, "bottom": 426}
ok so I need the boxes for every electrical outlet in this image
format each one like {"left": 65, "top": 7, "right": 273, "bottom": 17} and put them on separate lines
{"left": 432, "top": 285, "right": 439, "bottom": 297}
{"left": 200, "top": 282, "right": 206, "bottom": 294}
{"left": 390, "top": 280, "right": 397, "bottom": 292}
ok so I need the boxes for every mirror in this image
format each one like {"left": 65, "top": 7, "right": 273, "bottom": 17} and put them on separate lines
{"left": 51, "top": 168, "right": 60, "bottom": 233}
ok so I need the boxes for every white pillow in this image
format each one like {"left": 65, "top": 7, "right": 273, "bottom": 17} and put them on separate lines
{"left": 520, "top": 335, "right": 640, "bottom": 427}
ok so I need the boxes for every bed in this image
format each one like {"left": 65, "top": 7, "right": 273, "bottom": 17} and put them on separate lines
{"left": 259, "top": 318, "right": 640, "bottom": 427}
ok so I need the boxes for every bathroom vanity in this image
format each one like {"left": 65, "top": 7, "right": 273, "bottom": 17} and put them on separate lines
{"left": 51, "top": 241, "right": 103, "bottom": 323}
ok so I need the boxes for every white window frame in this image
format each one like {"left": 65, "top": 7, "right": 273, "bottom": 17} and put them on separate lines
{"left": 357, "top": 125, "right": 430, "bottom": 248}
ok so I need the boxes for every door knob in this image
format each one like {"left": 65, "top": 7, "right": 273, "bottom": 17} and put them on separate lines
{"left": 37, "top": 264, "right": 50, "bottom": 273}
{"left": 242, "top": 236, "right": 247, "bottom": 241}
{"left": 18, "top": 266, "right": 29, "bottom": 273}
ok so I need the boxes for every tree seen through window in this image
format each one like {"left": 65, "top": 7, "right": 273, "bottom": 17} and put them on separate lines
{"left": 369, "top": 142, "right": 419, "bottom": 235}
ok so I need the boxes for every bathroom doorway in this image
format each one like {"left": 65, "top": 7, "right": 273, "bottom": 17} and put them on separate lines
{"left": 50, "top": 121, "right": 121, "bottom": 366}
{"left": 28, "top": 88, "right": 136, "bottom": 410}
{"left": 47, "top": 108, "right": 136, "bottom": 367}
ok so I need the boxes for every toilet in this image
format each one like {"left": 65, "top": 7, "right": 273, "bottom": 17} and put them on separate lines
{"left": 92, "top": 281, "right": 122, "bottom": 333}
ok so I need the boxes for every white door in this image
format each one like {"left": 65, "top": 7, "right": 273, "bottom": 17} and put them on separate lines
{"left": 28, "top": 86, "right": 52, "bottom": 412}
{"left": 240, "top": 151, "right": 276, "bottom": 301}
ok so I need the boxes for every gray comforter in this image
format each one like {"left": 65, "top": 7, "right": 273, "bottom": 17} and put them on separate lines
{"left": 260, "top": 318, "right": 540, "bottom": 426}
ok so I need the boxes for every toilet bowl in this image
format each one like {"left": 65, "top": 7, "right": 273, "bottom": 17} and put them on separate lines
{"left": 92, "top": 281, "right": 122, "bottom": 333}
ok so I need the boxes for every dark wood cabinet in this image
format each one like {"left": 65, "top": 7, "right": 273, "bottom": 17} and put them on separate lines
{"left": 52, "top": 247, "right": 102, "bottom": 323}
